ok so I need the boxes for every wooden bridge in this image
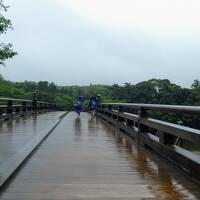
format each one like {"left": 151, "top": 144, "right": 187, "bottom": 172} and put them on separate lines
{"left": 0, "top": 98, "right": 200, "bottom": 199}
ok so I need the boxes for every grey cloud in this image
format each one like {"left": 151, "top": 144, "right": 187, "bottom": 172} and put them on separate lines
{"left": 1, "top": 0, "right": 199, "bottom": 87}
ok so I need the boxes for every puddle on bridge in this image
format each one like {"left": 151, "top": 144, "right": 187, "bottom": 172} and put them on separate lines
{"left": 0, "top": 112, "right": 200, "bottom": 200}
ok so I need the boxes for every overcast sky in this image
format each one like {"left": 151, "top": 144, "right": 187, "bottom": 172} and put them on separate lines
{"left": 1, "top": 0, "right": 200, "bottom": 87}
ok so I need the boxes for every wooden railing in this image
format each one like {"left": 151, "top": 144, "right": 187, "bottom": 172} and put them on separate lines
{"left": 96, "top": 103, "right": 200, "bottom": 180}
{"left": 0, "top": 97, "right": 59, "bottom": 120}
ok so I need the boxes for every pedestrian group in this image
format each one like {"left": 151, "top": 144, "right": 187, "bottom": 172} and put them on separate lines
{"left": 75, "top": 94, "right": 101, "bottom": 116}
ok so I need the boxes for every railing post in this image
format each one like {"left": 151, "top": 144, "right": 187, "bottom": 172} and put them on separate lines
{"left": 49, "top": 103, "right": 51, "bottom": 110}
{"left": 102, "top": 104, "right": 105, "bottom": 117}
{"left": 15, "top": 106, "right": 20, "bottom": 114}
{"left": 47, "top": 103, "right": 50, "bottom": 111}
{"left": 7, "top": 100, "right": 13, "bottom": 116}
{"left": 158, "top": 131, "right": 177, "bottom": 145}
{"left": 0, "top": 107, "right": 2, "bottom": 119}
{"left": 39, "top": 102, "right": 43, "bottom": 112}
{"left": 126, "top": 118, "right": 133, "bottom": 127}
{"left": 138, "top": 107, "right": 148, "bottom": 144}
{"left": 100, "top": 104, "right": 104, "bottom": 116}
{"left": 22, "top": 101, "right": 27, "bottom": 114}
{"left": 116, "top": 105, "right": 123, "bottom": 131}
{"left": 118, "top": 105, "right": 124, "bottom": 113}
{"left": 32, "top": 92, "right": 37, "bottom": 114}
{"left": 44, "top": 103, "right": 47, "bottom": 111}
{"left": 108, "top": 104, "right": 112, "bottom": 118}
{"left": 108, "top": 104, "right": 112, "bottom": 110}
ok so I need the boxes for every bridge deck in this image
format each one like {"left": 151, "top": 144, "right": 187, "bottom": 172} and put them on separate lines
{"left": 0, "top": 111, "right": 64, "bottom": 166}
{"left": 0, "top": 112, "right": 200, "bottom": 199}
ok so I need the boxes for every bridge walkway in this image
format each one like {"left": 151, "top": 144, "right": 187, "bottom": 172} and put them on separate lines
{"left": 0, "top": 111, "right": 65, "bottom": 166}
{"left": 0, "top": 112, "right": 200, "bottom": 200}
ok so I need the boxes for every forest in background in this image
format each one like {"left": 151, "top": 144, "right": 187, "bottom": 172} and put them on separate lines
{"left": 0, "top": 74, "right": 200, "bottom": 111}
{"left": 1, "top": 74, "right": 200, "bottom": 129}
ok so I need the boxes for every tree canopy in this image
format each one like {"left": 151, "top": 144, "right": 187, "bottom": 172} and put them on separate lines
{"left": 0, "top": 75, "right": 199, "bottom": 109}
{"left": 1, "top": 76, "right": 200, "bottom": 128}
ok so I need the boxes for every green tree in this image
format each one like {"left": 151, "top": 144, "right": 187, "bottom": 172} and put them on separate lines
{"left": 0, "top": 0, "right": 17, "bottom": 66}
{"left": 0, "top": 73, "right": 3, "bottom": 80}
{"left": 192, "top": 79, "right": 200, "bottom": 88}
{"left": 49, "top": 82, "right": 57, "bottom": 92}
{"left": 38, "top": 81, "right": 49, "bottom": 91}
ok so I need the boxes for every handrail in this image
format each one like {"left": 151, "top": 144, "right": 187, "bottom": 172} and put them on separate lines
{"left": 0, "top": 98, "right": 32, "bottom": 102}
{"left": 0, "top": 98, "right": 53, "bottom": 105}
{"left": 97, "top": 103, "right": 200, "bottom": 180}
{"left": 102, "top": 103, "right": 200, "bottom": 115}
{"left": 0, "top": 96, "right": 61, "bottom": 120}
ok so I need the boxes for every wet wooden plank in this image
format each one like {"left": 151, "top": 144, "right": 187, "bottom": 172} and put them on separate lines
{"left": 0, "top": 112, "right": 66, "bottom": 189}
{"left": 0, "top": 112, "right": 65, "bottom": 165}
{"left": 0, "top": 184, "right": 154, "bottom": 199}
{"left": 0, "top": 118, "right": 65, "bottom": 189}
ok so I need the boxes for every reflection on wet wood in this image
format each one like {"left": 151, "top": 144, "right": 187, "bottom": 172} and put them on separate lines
{"left": 0, "top": 113, "right": 65, "bottom": 189}
{"left": 1, "top": 112, "right": 200, "bottom": 200}
{"left": 0, "top": 112, "right": 65, "bottom": 166}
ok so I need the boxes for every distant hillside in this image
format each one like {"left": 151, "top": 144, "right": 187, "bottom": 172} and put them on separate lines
{"left": 0, "top": 75, "right": 200, "bottom": 112}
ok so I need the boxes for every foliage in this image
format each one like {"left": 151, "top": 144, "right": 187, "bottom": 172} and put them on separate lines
{"left": 192, "top": 79, "right": 200, "bottom": 89}
{"left": 0, "top": 0, "right": 17, "bottom": 66}
{"left": 0, "top": 75, "right": 200, "bottom": 117}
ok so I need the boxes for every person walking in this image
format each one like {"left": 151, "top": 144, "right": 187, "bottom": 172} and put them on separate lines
{"left": 89, "top": 97, "right": 97, "bottom": 116}
{"left": 75, "top": 96, "right": 84, "bottom": 116}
